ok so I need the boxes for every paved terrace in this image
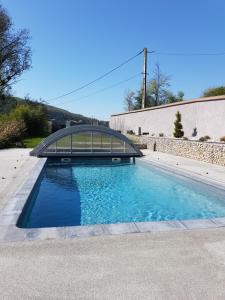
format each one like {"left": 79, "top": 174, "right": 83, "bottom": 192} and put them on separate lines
{"left": 0, "top": 149, "right": 225, "bottom": 299}
{"left": 141, "top": 149, "right": 225, "bottom": 187}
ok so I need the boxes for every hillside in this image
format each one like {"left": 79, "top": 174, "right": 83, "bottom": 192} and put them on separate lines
{"left": 0, "top": 96, "right": 108, "bottom": 126}
{"left": 46, "top": 104, "right": 92, "bottom": 124}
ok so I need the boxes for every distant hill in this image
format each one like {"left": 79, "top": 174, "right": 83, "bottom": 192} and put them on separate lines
{"left": 0, "top": 96, "right": 108, "bottom": 127}
{"left": 46, "top": 104, "right": 91, "bottom": 124}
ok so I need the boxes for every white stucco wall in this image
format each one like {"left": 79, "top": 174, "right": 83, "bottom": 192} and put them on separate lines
{"left": 110, "top": 96, "right": 225, "bottom": 141}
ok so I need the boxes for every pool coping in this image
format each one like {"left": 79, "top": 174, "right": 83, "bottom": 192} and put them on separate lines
{"left": 1, "top": 157, "right": 225, "bottom": 243}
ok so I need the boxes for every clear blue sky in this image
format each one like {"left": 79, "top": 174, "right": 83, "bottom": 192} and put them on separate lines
{"left": 2, "top": 0, "right": 225, "bottom": 120}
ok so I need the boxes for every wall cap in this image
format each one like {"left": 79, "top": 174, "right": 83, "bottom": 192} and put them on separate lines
{"left": 111, "top": 95, "right": 225, "bottom": 117}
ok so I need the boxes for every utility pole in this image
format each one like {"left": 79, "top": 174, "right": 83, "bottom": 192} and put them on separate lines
{"left": 142, "top": 48, "right": 147, "bottom": 109}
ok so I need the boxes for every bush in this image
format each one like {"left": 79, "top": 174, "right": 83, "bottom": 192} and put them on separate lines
{"left": 10, "top": 104, "right": 48, "bottom": 137}
{"left": 202, "top": 86, "right": 225, "bottom": 97}
{"left": 134, "top": 143, "right": 147, "bottom": 149}
{"left": 159, "top": 133, "right": 164, "bottom": 137}
{"left": 220, "top": 136, "right": 225, "bottom": 142}
{"left": 127, "top": 130, "right": 135, "bottom": 135}
{"left": 173, "top": 111, "right": 184, "bottom": 138}
{"left": 183, "top": 137, "right": 189, "bottom": 140}
{"left": 198, "top": 135, "right": 211, "bottom": 142}
{"left": 0, "top": 119, "right": 26, "bottom": 148}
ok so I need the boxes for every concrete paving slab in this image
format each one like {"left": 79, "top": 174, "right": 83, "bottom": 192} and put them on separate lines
{"left": 0, "top": 149, "right": 38, "bottom": 211}
{"left": 141, "top": 150, "right": 225, "bottom": 187}
{"left": 136, "top": 220, "right": 186, "bottom": 232}
{"left": 1, "top": 149, "right": 225, "bottom": 298}
{"left": 0, "top": 229, "right": 225, "bottom": 299}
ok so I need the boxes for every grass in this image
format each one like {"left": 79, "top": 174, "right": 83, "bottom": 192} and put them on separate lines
{"left": 22, "top": 133, "right": 126, "bottom": 150}
{"left": 22, "top": 137, "right": 46, "bottom": 148}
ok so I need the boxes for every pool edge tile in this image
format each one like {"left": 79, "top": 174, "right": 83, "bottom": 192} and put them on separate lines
{"left": 210, "top": 218, "right": 225, "bottom": 227}
{"left": 102, "top": 222, "right": 139, "bottom": 235}
{"left": 180, "top": 219, "right": 219, "bottom": 230}
{"left": 64, "top": 224, "right": 106, "bottom": 238}
{"left": 135, "top": 221, "right": 186, "bottom": 232}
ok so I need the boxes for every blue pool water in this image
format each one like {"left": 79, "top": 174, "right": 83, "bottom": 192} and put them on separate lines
{"left": 18, "top": 160, "right": 225, "bottom": 228}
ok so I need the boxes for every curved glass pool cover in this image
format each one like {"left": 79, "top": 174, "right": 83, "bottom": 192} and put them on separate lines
{"left": 30, "top": 125, "right": 142, "bottom": 157}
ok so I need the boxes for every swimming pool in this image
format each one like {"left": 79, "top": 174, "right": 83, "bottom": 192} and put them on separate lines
{"left": 17, "top": 159, "right": 225, "bottom": 228}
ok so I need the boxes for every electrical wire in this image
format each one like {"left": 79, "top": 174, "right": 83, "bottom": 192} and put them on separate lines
{"left": 151, "top": 51, "right": 225, "bottom": 56}
{"left": 50, "top": 73, "right": 142, "bottom": 106}
{"left": 47, "top": 50, "right": 143, "bottom": 102}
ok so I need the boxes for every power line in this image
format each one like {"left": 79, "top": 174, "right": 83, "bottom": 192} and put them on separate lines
{"left": 51, "top": 73, "right": 142, "bottom": 106}
{"left": 151, "top": 51, "right": 225, "bottom": 56}
{"left": 47, "top": 49, "right": 143, "bottom": 102}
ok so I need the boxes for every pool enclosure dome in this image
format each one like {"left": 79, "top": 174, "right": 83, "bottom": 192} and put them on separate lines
{"left": 30, "top": 125, "right": 143, "bottom": 157}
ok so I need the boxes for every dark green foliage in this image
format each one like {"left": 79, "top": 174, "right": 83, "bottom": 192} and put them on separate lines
{"left": 167, "top": 91, "right": 184, "bottom": 103}
{"left": 0, "top": 95, "right": 17, "bottom": 113}
{"left": 0, "top": 96, "right": 99, "bottom": 126}
{"left": 47, "top": 104, "right": 92, "bottom": 125}
{"left": 0, "top": 5, "right": 31, "bottom": 94}
{"left": 133, "top": 89, "right": 144, "bottom": 110}
{"left": 125, "top": 64, "right": 184, "bottom": 110}
{"left": 127, "top": 130, "right": 135, "bottom": 135}
{"left": 10, "top": 103, "right": 49, "bottom": 137}
{"left": 202, "top": 86, "right": 225, "bottom": 97}
{"left": 198, "top": 136, "right": 211, "bottom": 142}
{"left": 133, "top": 87, "right": 157, "bottom": 110}
{"left": 173, "top": 111, "right": 184, "bottom": 138}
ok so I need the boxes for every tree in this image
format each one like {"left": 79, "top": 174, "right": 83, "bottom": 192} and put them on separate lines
{"left": 0, "top": 5, "right": 31, "bottom": 95}
{"left": 173, "top": 111, "right": 184, "bottom": 138}
{"left": 10, "top": 103, "right": 48, "bottom": 136}
{"left": 167, "top": 91, "right": 184, "bottom": 103}
{"left": 0, "top": 118, "right": 26, "bottom": 148}
{"left": 202, "top": 86, "right": 225, "bottom": 97}
{"left": 124, "top": 90, "right": 135, "bottom": 111}
{"left": 148, "top": 63, "right": 170, "bottom": 106}
{"left": 133, "top": 88, "right": 144, "bottom": 110}
{"left": 134, "top": 63, "right": 172, "bottom": 109}
{"left": 127, "top": 63, "right": 184, "bottom": 110}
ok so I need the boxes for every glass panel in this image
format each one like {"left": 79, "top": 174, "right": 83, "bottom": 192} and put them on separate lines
{"left": 56, "top": 136, "right": 71, "bottom": 153}
{"left": 125, "top": 143, "right": 136, "bottom": 153}
{"left": 111, "top": 136, "right": 124, "bottom": 153}
{"left": 92, "top": 132, "right": 111, "bottom": 152}
{"left": 41, "top": 130, "right": 138, "bottom": 155}
{"left": 44, "top": 142, "right": 56, "bottom": 153}
{"left": 92, "top": 132, "right": 101, "bottom": 152}
{"left": 100, "top": 134, "right": 111, "bottom": 152}
{"left": 72, "top": 132, "right": 92, "bottom": 152}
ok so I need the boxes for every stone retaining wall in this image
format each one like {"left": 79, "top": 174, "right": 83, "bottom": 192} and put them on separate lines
{"left": 137, "top": 136, "right": 225, "bottom": 166}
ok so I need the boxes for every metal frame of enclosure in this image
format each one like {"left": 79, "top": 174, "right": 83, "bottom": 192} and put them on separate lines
{"left": 30, "top": 125, "right": 142, "bottom": 158}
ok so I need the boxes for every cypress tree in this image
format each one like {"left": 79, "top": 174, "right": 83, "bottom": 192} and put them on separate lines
{"left": 173, "top": 111, "right": 184, "bottom": 138}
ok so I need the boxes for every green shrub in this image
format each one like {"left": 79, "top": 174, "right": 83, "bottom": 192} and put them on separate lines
{"left": 173, "top": 111, "right": 184, "bottom": 138}
{"left": 0, "top": 119, "right": 26, "bottom": 148}
{"left": 202, "top": 86, "right": 225, "bottom": 97}
{"left": 220, "top": 136, "right": 225, "bottom": 142}
{"left": 10, "top": 104, "right": 48, "bottom": 137}
{"left": 127, "top": 130, "right": 135, "bottom": 135}
{"left": 198, "top": 135, "right": 211, "bottom": 142}
{"left": 159, "top": 133, "right": 164, "bottom": 137}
